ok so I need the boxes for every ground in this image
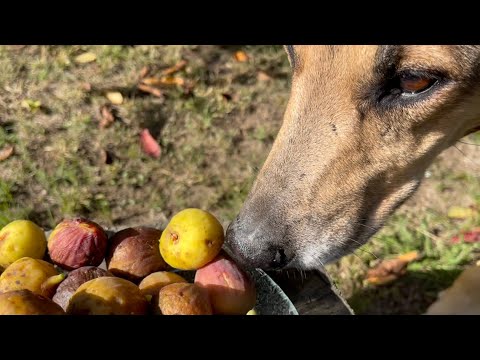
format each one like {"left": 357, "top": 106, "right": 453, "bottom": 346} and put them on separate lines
{"left": 1, "top": 45, "right": 479, "bottom": 314}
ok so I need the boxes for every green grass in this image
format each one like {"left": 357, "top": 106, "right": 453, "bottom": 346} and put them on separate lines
{"left": 1, "top": 45, "right": 480, "bottom": 314}
{"left": 327, "top": 164, "right": 480, "bottom": 314}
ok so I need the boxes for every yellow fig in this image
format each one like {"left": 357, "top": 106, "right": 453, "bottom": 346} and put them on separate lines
{"left": 159, "top": 208, "right": 224, "bottom": 270}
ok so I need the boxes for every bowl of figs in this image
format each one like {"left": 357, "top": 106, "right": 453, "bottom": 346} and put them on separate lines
{"left": 0, "top": 209, "right": 298, "bottom": 315}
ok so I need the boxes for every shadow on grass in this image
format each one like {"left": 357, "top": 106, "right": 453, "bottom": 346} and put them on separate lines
{"left": 127, "top": 98, "right": 170, "bottom": 139}
{"left": 348, "top": 268, "right": 462, "bottom": 315}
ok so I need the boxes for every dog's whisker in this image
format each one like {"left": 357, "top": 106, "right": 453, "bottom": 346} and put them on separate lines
{"left": 457, "top": 140, "right": 480, "bottom": 147}
{"left": 340, "top": 236, "right": 379, "bottom": 259}
{"left": 356, "top": 222, "right": 378, "bottom": 232}
{"left": 454, "top": 144, "right": 480, "bottom": 168}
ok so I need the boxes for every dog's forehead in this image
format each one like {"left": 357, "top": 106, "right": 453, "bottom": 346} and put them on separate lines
{"left": 376, "top": 45, "right": 480, "bottom": 79}
{"left": 295, "top": 45, "right": 480, "bottom": 77}
{"left": 293, "top": 46, "right": 378, "bottom": 79}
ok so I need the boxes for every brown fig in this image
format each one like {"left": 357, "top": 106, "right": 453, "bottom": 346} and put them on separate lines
{"left": 52, "top": 266, "right": 112, "bottom": 311}
{"left": 158, "top": 283, "right": 212, "bottom": 315}
{"left": 106, "top": 227, "right": 168, "bottom": 282}
{"left": 48, "top": 218, "right": 108, "bottom": 270}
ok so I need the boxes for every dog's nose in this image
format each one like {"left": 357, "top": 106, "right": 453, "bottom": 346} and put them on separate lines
{"left": 270, "top": 248, "right": 289, "bottom": 269}
{"left": 225, "top": 216, "right": 293, "bottom": 270}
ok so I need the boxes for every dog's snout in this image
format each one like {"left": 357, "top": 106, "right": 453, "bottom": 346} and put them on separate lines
{"left": 225, "top": 215, "right": 293, "bottom": 270}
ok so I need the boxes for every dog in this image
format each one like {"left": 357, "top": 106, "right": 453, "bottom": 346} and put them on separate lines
{"left": 226, "top": 45, "right": 480, "bottom": 271}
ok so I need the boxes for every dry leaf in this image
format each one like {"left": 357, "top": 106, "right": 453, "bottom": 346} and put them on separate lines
{"left": 234, "top": 50, "right": 249, "bottom": 62}
{"left": 21, "top": 99, "right": 42, "bottom": 112}
{"left": 106, "top": 92, "right": 123, "bottom": 105}
{"left": 137, "top": 83, "right": 164, "bottom": 98}
{"left": 447, "top": 206, "right": 476, "bottom": 220}
{"left": 80, "top": 82, "right": 92, "bottom": 92}
{"left": 141, "top": 77, "right": 163, "bottom": 86}
{"left": 0, "top": 145, "right": 14, "bottom": 162}
{"left": 397, "top": 251, "right": 420, "bottom": 262}
{"left": 99, "top": 104, "right": 116, "bottom": 129}
{"left": 74, "top": 52, "right": 97, "bottom": 64}
{"left": 160, "top": 76, "right": 185, "bottom": 86}
{"left": 141, "top": 76, "right": 184, "bottom": 87}
{"left": 140, "top": 129, "right": 161, "bottom": 159}
{"left": 451, "top": 228, "right": 480, "bottom": 244}
{"left": 366, "top": 251, "right": 419, "bottom": 286}
{"left": 257, "top": 71, "right": 272, "bottom": 82}
{"left": 160, "top": 59, "right": 187, "bottom": 76}
{"left": 139, "top": 66, "right": 150, "bottom": 79}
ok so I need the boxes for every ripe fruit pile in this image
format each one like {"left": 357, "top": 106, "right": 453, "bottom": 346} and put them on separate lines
{"left": 0, "top": 209, "right": 256, "bottom": 315}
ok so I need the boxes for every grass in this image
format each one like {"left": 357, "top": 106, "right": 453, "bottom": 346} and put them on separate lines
{"left": 1, "top": 45, "right": 480, "bottom": 314}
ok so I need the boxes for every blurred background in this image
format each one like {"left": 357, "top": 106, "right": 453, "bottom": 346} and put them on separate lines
{"left": 1, "top": 45, "right": 479, "bottom": 314}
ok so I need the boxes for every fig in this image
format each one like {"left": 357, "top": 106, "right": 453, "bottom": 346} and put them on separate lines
{"left": 138, "top": 271, "right": 187, "bottom": 313}
{"left": 0, "top": 257, "right": 64, "bottom": 299}
{"left": 158, "top": 283, "right": 213, "bottom": 315}
{"left": 67, "top": 277, "right": 148, "bottom": 315}
{"left": 159, "top": 208, "right": 224, "bottom": 270}
{"left": 0, "top": 289, "right": 65, "bottom": 315}
{"left": 195, "top": 253, "right": 256, "bottom": 315}
{"left": 53, "top": 266, "right": 112, "bottom": 311}
{"left": 106, "top": 227, "right": 168, "bottom": 282}
{"left": 48, "top": 218, "right": 108, "bottom": 270}
{"left": 0, "top": 220, "right": 47, "bottom": 270}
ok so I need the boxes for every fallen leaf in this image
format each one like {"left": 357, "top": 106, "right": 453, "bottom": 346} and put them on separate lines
{"left": 139, "top": 66, "right": 150, "bottom": 79}
{"left": 161, "top": 76, "right": 185, "bottom": 86}
{"left": 366, "top": 251, "right": 420, "bottom": 286}
{"left": 140, "top": 129, "right": 161, "bottom": 159}
{"left": 365, "top": 274, "right": 399, "bottom": 286}
{"left": 141, "top": 77, "right": 163, "bottom": 86}
{"left": 141, "top": 76, "right": 184, "bottom": 87}
{"left": 234, "top": 50, "right": 249, "bottom": 62}
{"left": 21, "top": 99, "right": 42, "bottom": 112}
{"left": 397, "top": 250, "right": 420, "bottom": 262}
{"left": 451, "top": 228, "right": 480, "bottom": 244}
{"left": 137, "top": 83, "right": 164, "bottom": 98}
{"left": 80, "top": 82, "right": 92, "bottom": 92}
{"left": 447, "top": 206, "right": 476, "bottom": 220}
{"left": 160, "top": 59, "right": 187, "bottom": 76}
{"left": 257, "top": 71, "right": 272, "bottom": 82}
{"left": 106, "top": 91, "right": 123, "bottom": 105}
{"left": 74, "top": 52, "right": 97, "bottom": 64}
{"left": 0, "top": 145, "right": 14, "bottom": 161}
{"left": 99, "top": 104, "right": 116, "bottom": 129}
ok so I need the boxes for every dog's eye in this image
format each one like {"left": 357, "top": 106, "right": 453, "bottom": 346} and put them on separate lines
{"left": 399, "top": 74, "right": 437, "bottom": 95}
